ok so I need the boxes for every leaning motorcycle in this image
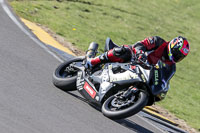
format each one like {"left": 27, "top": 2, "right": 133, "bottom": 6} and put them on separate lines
{"left": 52, "top": 38, "right": 172, "bottom": 119}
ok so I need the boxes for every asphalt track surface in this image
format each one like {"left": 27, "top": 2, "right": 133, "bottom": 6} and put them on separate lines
{"left": 0, "top": 1, "right": 186, "bottom": 133}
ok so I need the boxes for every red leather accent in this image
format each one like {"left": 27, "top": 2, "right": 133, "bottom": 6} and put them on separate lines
{"left": 164, "top": 60, "right": 174, "bottom": 66}
{"left": 91, "top": 57, "right": 101, "bottom": 66}
{"left": 132, "top": 47, "right": 137, "bottom": 54}
{"left": 141, "top": 37, "right": 156, "bottom": 50}
{"left": 83, "top": 82, "right": 96, "bottom": 98}
{"left": 148, "top": 42, "right": 169, "bottom": 65}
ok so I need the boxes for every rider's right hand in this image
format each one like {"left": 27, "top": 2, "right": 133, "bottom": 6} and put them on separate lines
{"left": 136, "top": 50, "right": 147, "bottom": 63}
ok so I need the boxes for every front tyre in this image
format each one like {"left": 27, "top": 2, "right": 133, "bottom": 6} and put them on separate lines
{"left": 52, "top": 57, "right": 84, "bottom": 91}
{"left": 102, "top": 90, "right": 148, "bottom": 119}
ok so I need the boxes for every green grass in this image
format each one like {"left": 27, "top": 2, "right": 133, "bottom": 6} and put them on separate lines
{"left": 10, "top": 0, "right": 200, "bottom": 130}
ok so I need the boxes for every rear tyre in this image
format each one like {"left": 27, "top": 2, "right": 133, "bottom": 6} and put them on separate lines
{"left": 102, "top": 89, "right": 148, "bottom": 119}
{"left": 52, "top": 57, "right": 83, "bottom": 91}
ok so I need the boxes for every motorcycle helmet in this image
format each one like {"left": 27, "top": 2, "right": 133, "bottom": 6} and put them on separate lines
{"left": 168, "top": 36, "right": 190, "bottom": 63}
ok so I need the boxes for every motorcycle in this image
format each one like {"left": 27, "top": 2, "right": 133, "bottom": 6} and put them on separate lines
{"left": 52, "top": 38, "right": 173, "bottom": 119}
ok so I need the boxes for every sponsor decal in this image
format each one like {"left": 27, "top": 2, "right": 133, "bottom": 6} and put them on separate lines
{"left": 183, "top": 48, "right": 189, "bottom": 54}
{"left": 110, "top": 71, "right": 138, "bottom": 82}
{"left": 154, "top": 70, "right": 159, "bottom": 85}
{"left": 83, "top": 82, "right": 96, "bottom": 98}
{"left": 129, "top": 72, "right": 138, "bottom": 79}
{"left": 77, "top": 72, "right": 84, "bottom": 91}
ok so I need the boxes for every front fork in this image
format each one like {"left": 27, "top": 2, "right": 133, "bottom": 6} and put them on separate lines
{"left": 117, "top": 86, "right": 139, "bottom": 100}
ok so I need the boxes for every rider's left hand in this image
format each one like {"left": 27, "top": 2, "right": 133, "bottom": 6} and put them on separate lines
{"left": 84, "top": 58, "right": 93, "bottom": 69}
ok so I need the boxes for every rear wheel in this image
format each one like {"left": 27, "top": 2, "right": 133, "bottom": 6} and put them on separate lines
{"left": 102, "top": 87, "right": 148, "bottom": 119}
{"left": 52, "top": 57, "right": 84, "bottom": 91}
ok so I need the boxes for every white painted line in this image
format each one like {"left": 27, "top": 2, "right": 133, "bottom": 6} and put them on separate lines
{"left": 0, "top": 0, "right": 63, "bottom": 63}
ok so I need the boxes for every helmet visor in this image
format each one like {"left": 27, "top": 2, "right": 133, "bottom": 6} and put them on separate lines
{"left": 171, "top": 48, "right": 185, "bottom": 62}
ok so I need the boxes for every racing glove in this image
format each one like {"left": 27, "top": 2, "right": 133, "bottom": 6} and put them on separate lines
{"left": 84, "top": 58, "right": 93, "bottom": 69}
{"left": 136, "top": 50, "right": 147, "bottom": 63}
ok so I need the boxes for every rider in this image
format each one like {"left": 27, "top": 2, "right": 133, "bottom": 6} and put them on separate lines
{"left": 85, "top": 36, "right": 190, "bottom": 101}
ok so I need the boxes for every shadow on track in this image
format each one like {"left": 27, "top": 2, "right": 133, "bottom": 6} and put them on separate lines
{"left": 144, "top": 117, "right": 186, "bottom": 133}
{"left": 66, "top": 91, "right": 154, "bottom": 133}
{"left": 115, "top": 119, "right": 153, "bottom": 133}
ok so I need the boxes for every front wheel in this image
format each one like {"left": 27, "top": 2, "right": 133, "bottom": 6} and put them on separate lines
{"left": 102, "top": 89, "right": 148, "bottom": 119}
{"left": 52, "top": 57, "right": 84, "bottom": 91}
